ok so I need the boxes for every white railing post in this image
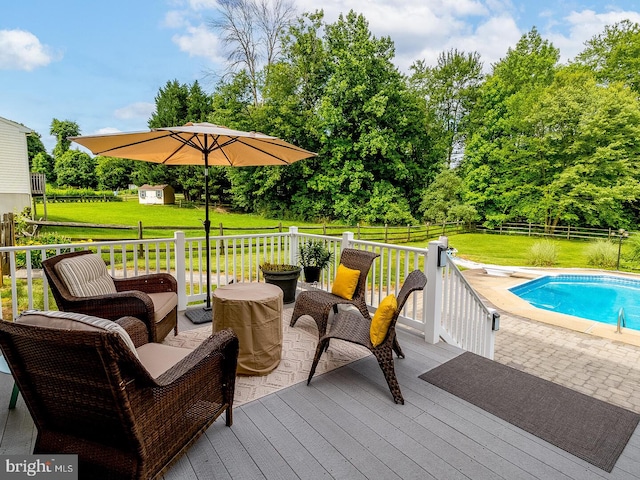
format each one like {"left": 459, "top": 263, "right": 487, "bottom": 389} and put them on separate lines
{"left": 341, "top": 231, "right": 354, "bottom": 251}
{"left": 288, "top": 226, "right": 299, "bottom": 265}
{"left": 174, "top": 231, "right": 187, "bottom": 311}
{"left": 424, "top": 240, "right": 444, "bottom": 344}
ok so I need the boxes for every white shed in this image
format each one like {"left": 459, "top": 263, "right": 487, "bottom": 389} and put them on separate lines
{"left": 138, "top": 184, "right": 175, "bottom": 205}
{"left": 0, "top": 116, "right": 32, "bottom": 216}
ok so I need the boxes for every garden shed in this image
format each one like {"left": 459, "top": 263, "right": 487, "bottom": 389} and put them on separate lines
{"left": 0, "top": 116, "right": 32, "bottom": 216}
{"left": 138, "top": 184, "right": 175, "bottom": 205}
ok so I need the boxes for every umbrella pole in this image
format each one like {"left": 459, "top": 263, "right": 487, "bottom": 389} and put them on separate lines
{"left": 204, "top": 153, "right": 212, "bottom": 310}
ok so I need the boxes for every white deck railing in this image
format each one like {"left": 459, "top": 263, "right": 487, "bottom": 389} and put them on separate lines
{"left": 0, "top": 228, "right": 497, "bottom": 358}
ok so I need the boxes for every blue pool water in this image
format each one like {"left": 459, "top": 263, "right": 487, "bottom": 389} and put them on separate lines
{"left": 509, "top": 275, "right": 640, "bottom": 331}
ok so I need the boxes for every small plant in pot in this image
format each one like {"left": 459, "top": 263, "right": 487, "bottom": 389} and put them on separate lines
{"left": 298, "top": 241, "right": 334, "bottom": 283}
{"left": 259, "top": 262, "right": 302, "bottom": 304}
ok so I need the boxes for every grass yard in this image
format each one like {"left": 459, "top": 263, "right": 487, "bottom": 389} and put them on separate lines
{"left": 440, "top": 232, "right": 639, "bottom": 272}
{"left": 36, "top": 198, "right": 320, "bottom": 240}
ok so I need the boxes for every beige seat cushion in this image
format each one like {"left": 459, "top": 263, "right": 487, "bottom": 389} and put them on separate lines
{"left": 148, "top": 291, "right": 178, "bottom": 323}
{"left": 136, "top": 343, "right": 192, "bottom": 378}
{"left": 54, "top": 253, "right": 117, "bottom": 297}
{"left": 17, "top": 310, "right": 138, "bottom": 357}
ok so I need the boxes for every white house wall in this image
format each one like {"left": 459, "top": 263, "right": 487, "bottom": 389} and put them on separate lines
{"left": 0, "top": 118, "right": 31, "bottom": 216}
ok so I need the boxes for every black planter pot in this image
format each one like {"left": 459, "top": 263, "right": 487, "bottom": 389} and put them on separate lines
{"left": 303, "top": 266, "right": 321, "bottom": 283}
{"left": 261, "top": 267, "right": 301, "bottom": 304}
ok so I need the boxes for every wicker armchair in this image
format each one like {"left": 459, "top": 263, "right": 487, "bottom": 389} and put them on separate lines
{"left": 0, "top": 311, "right": 238, "bottom": 480}
{"left": 290, "top": 248, "right": 379, "bottom": 339}
{"left": 307, "top": 270, "right": 427, "bottom": 404}
{"left": 42, "top": 250, "right": 178, "bottom": 342}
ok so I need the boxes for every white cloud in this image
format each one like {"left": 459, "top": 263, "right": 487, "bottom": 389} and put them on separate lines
{"left": 164, "top": 10, "right": 190, "bottom": 29}
{"left": 96, "top": 127, "right": 122, "bottom": 134}
{"left": 0, "top": 29, "right": 58, "bottom": 71}
{"left": 546, "top": 9, "right": 640, "bottom": 62}
{"left": 172, "top": 23, "right": 226, "bottom": 63}
{"left": 114, "top": 102, "right": 155, "bottom": 120}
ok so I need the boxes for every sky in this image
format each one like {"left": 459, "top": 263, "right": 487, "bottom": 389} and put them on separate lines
{"left": 2, "top": 0, "right": 640, "bottom": 154}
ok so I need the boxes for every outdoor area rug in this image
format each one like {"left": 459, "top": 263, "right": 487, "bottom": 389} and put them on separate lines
{"left": 419, "top": 351, "right": 640, "bottom": 472}
{"left": 165, "top": 309, "right": 371, "bottom": 406}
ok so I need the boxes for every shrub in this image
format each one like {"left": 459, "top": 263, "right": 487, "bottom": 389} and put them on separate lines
{"left": 527, "top": 239, "right": 558, "bottom": 266}
{"left": 16, "top": 232, "right": 72, "bottom": 268}
{"left": 585, "top": 240, "right": 618, "bottom": 268}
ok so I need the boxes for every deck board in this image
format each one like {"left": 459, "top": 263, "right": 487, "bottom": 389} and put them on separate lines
{"left": 0, "top": 327, "right": 638, "bottom": 480}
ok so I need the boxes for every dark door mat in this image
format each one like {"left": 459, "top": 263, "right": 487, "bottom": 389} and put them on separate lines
{"left": 419, "top": 351, "right": 640, "bottom": 472}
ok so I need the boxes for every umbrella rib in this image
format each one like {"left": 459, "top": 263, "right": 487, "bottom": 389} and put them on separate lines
{"left": 91, "top": 132, "right": 176, "bottom": 156}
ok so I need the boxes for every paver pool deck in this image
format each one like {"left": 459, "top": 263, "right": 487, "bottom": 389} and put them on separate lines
{"left": 462, "top": 267, "right": 640, "bottom": 414}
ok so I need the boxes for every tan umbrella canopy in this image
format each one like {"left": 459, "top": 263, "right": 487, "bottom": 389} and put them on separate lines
{"left": 70, "top": 122, "right": 317, "bottom": 319}
{"left": 69, "top": 122, "right": 316, "bottom": 166}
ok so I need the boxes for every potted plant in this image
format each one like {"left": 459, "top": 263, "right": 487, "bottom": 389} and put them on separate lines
{"left": 259, "top": 262, "right": 302, "bottom": 304}
{"left": 298, "top": 241, "right": 334, "bottom": 284}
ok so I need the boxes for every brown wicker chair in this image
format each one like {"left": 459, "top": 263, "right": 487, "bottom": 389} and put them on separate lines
{"left": 290, "top": 248, "right": 380, "bottom": 339}
{"left": 0, "top": 311, "right": 238, "bottom": 480}
{"left": 42, "top": 250, "right": 178, "bottom": 342}
{"left": 307, "top": 270, "right": 427, "bottom": 404}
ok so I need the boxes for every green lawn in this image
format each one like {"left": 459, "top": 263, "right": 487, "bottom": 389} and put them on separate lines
{"left": 37, "top": 198, "right": 320, "bottom": 240}
{"left": 440, "top": 232, "right": 638, "bottom": 272}
{"left": 29, "top": 200, "right": 640, "bottom": 272}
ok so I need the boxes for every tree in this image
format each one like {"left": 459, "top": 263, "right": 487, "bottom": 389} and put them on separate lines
{"left": 26, "top": 131, "right": 48, "bottom": 164}
{"left": 54, "top": 150, "right": 96, "bottom": 188}
{"left": 312, "top": 11, "right": 432, "bottom": 224}
{"left": 575, "top": 20, "right": 640, "bottom": 94}
{"left": 50, "top": 119, "right": 80, "bottom": 160}
{"left": 462, "top": 28, "right": 560, "bottom": 226}
{"left": 420, "top": 169, "right": 477, "bottom": 225}
{"left": 31, "top": 151, "right": 56, "bottom": 183}
{"left": 209, "top": 0, "right": 296, "bottom": 106}
{"left": 95, "top": 157, "right": 135, "bottom": 190}
{"left": 518, "top": 69, "right": 640, "bottom": 228}
{"left": 225, "top": 10, "right": 436, "bottom": 224}
{"left": 410, "top": 49, "right": 483, "bottom": 167}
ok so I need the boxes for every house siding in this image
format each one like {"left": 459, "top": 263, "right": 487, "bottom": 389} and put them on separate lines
{"left": 0, "top": 117, "right": 32, "bottom": 215}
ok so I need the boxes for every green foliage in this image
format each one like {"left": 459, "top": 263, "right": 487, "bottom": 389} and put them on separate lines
{"left": 421, "top": 169, "right": 466, "bottom": 223}
{"left": 298, "top": 241, "right": 333, "bottom": 268}
{"left": 95, "top": 157, "right": 135, "bottom": 190}
{"left": 462, "top": 24, "right": 640, "bottom": 230}
{"left": 259, "top": 263, "right": 300, "bottom": 272}
{"left": 409, "top": 49, "right": 483, "bottom": 167}
{"left": 50, "top": 119, "right": 80, "bottom": 160}
{"left": 26, "top": 131, "right": 48, "bottom": 162}
{"left": 575, "top": 20, "right": 640, "bottom": 94}
{"left": 54, "top": 150, "right": 97, "bottom": 188}
{"left": 31, "top": 151, "right": 56, "bottom": 183}
{"left": 45, "top": 186, "right": 117, "bottom": 197}
{"left": 15, "top": 232, "right": 72, "bottom": 268}
{"left": 626, "top": 235, "right": 640, "bottom": 261}
{"left": 527, "top": 240, "right": 559, "bottom": 266}
{"left": 585, "top": 240, "right": 618, "bottom": 268}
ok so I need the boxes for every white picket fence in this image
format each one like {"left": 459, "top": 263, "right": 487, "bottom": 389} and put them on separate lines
{"left": 0, "top": 228, "right": 498, "bottom": 358}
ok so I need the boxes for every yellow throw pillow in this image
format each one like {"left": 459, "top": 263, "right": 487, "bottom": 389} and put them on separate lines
{"left": 370, "top": 294, "right": 398, "bottom": 347}
{"left": 331, "top": 264, "right": 361, "bottom": 300}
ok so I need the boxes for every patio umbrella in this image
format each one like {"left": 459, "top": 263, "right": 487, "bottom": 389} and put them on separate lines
{"left": 70, "top": 122, "right": 316, "bottom": 322}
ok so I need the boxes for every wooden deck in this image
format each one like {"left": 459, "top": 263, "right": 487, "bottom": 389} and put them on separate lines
{"left": 0, "top": 328, "right": 638, "bottom": 479}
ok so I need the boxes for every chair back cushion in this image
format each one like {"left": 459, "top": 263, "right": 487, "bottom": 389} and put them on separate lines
{"left": 54, "top": 253, "right": 117, "bottom": 297}
{"left": 331, "top": 264, "right": 361, "bottom": 300}
{"left": 17, "top": 310, "right": 138, "bottom": 357}
{"left": 370, "top": 294, "right": 398, "bottom": 347}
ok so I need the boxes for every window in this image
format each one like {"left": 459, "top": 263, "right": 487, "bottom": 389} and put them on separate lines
{"left": 156, "top": 190, "right": 163, "bottom": 199}
{"left": 139, "top": 190, "right": 146, "bottom": 199}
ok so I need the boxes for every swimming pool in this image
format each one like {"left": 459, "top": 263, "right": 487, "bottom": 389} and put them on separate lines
{"left": 509, "top": 275, "right": 640, "bottom": 331}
